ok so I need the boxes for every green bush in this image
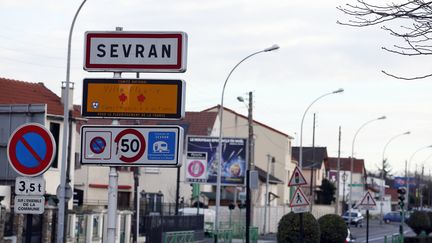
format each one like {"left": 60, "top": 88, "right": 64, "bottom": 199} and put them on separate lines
{"left": 318, "top": 214, "right": 348, "bottom": 243}
{"left": 426, "top": 212, "right": 432, "bottom": 235}
{"left": 407, "top": 211, "right": 431, "bottom": 235}
{"left": 277, "top": 212, "right": 320, "bottom": 243}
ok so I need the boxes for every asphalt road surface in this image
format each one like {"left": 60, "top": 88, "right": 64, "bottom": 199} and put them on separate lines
{"left": 349, "top": 219, "right": 413, "bottom": 243}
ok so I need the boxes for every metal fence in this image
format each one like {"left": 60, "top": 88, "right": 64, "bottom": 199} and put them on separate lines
{"left": 140, "top": 215, "right": 204, "bottom": 242}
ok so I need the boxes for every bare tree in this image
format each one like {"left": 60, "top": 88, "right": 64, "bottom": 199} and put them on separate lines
{"left": 338, "top": 0, "right": 432, "bottom": 80}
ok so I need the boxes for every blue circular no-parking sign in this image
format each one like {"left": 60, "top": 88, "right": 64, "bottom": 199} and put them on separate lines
{"left": 7, "top": 123, "right": 56, "bottom": 177}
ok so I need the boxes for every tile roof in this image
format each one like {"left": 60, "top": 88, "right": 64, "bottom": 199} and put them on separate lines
{"left": 254, "top": 165, "right": 284, "bottom": 184}
{"left": 80, "top": 111, "right": 218, "bottom": 136}
{"left": 0, "top": 77, "right": 80, "bottom": 117}
{"left": 291, "top": 146, "right": 328, "bottom": 169}
{"left": 325, "top": 157, "right": 366, "bottom": 174}
{"left": 385, "top": 188, "right": 398, "bottom": 201}
{"left": 202, "top": 105, "right": 293, "bottom": 139}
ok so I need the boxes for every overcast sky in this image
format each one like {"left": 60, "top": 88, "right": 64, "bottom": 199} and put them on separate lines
{"left": 1, "top": 0, "right": 432, "bottom": 176}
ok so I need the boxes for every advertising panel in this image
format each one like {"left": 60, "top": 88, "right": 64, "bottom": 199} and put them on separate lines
{"left": 186, "top": 136, "right": 247, "bottom": 186}
{"left": 393, "top": 176, "right": 416, "bottom": 188}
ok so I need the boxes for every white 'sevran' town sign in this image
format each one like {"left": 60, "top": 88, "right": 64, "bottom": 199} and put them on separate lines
{"left": 84, "top": 31, "right": 187, "bottom": 73}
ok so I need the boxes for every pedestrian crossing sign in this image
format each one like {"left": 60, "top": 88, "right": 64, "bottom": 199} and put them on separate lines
{"left": 288, "top": 166, "right": 308, "bottom": 187}
{"left": 290, "top": 187, "right": 310, "bottom": 207}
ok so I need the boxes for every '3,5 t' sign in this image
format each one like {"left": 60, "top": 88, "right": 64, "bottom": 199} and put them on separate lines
{"left": 15, "top": 176, "right": 45, "bottom": 196}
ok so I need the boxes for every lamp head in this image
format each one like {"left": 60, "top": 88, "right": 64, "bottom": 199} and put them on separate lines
{"left": 404, "top": 131, "right": 411, "bottom": 135}
{"left": 237, "top": 96, "right": 245, "bottom": 102}
{"left": 264, "top": 44, "right": 280, "bottom": 52}
{"left": 378, "top": 116, "right": 386, "bottom": 120}
{"left": 333, "top": 88, "right": 344, "bottom": 94}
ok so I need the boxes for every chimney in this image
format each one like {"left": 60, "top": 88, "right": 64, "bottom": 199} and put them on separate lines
{"left": 61, "top": 81, "right": 74, "bottom": 111}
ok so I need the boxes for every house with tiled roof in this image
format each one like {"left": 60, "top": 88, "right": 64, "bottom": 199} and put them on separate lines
{"left": 291, "top": 147, "right": 328, "bottom": 202}
{"left": 325, "top": 157, "right": 367, "bottom": 208}
{"left": 0, "top": 77, "right": 81, "bottom": 209}
{"left": 203, "top": 105, "right": 294, "bottom": 207}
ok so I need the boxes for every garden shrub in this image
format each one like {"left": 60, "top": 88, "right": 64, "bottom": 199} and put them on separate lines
{"left": 318, "top": 214, "right": 348, "bottom": 243}
{"left": 277, "top": 212, "right": 320, "bottom": 243}
{"left": 407, "top": 211, "right": 431, "bottom": 235}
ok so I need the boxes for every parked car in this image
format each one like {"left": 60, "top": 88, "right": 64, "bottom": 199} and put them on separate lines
{"left": 342, "top": 211, "right": 364, "bottom": 227}
{"left": 383, "top": 211, "right": 410, "bottom": 223}
{"left": 346, "top": 228, "right": 355, "bottom": 243}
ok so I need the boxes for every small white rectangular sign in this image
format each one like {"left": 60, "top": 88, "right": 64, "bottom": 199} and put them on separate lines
{"left": 84, "top": 31, "right": 187, "bottom": 72}
{"left": 15, "top": 177, "right": 45, "bottom": 196}
{"left": 292, "top": 206, "right": 310, "bottom": 214}
{"left": 80, "top": 125, "right": 184, "bottom": 167}
{"left": 14, "top": 196, "right": 45, "bottom": 214}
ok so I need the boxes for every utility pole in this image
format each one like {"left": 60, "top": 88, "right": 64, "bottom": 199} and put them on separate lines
{"left": 405, "top": 160, "right": 408, "bottom": 210}
{"left": 310, "top": 113, "right": 316, "bottom": 210}
{"left": 429, "top": 169, "right": 431, "bottom": 207}
{"left": 421, "top": 165, "right": 424, "bottom": 210}
{"left": 335, "top": 126, "right": 341, "bottom": 214}
{"left": 246, "top": 91, "right": 254, "bottom": 243}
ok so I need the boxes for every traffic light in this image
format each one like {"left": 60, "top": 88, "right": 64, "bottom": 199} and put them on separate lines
{"left": 397, "top": 187, "right": 406, "bottom": 209}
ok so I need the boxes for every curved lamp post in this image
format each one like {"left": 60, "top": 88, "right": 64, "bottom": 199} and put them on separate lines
{"left": 406, "top": 145, "right": 432, "bottom": 210}
{"left": 298, "top": 88, "right": 344, "bottom": 169}
{"left": 380, "top": 131, "right": 410, "bottom": 224}
{"left": 215, "top": 44, "right": 279, "bottom": 242}
{"left": 348, "top": 116, "right": 386, "bottom": 226}
{"left": 58, "top": 1, "right": 87, "bottom": 242}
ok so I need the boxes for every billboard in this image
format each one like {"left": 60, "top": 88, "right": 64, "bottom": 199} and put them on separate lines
{"left": 186, "top": 136, "right": 247, "bottom": 186}
{"left": 393, "top": 176, "right": 416, "bottom": 188}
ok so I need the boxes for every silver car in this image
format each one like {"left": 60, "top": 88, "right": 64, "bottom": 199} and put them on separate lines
{"left": 342, "top": 211, "right": 364, "bottom": 227}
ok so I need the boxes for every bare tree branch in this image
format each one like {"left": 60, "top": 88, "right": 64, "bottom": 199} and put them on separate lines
{"left": 382, "top": 70, "right": 432, "bottom": 80}
{"left": 339, "top": 0, "right": 432, "bottom": 79}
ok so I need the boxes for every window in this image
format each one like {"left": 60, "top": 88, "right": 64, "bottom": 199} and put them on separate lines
{"left": 49, "top": 123, "right": 60, "bottom": 168}
{"left": 118, "top": 191, "right": 131, "bottom": 209}
{"left": 92, "top": 215, "right": 101, "bottom": 239}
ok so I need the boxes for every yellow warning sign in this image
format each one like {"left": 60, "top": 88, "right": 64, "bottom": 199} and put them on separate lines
{"left": 82, "top": 79, "right": 185, "bottom": 119}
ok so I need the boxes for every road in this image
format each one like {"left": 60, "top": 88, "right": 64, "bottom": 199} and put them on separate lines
{"left": 350, "top": 219, "right": 413, "bottom": 243}
{"left": 201, "top": 219, "right": 413, "bottom": 243}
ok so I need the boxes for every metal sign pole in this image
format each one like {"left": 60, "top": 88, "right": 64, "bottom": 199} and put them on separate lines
{"left": 25, "top": 214, "right": 32, "bottom": 243}
{"left": 107, "top": 37, "right": 122, "bottom": 242}
{"left": 299, "top": 211, "right": 304, "bottom": 243}
{"left": 366, "top": 209, "right": 369, "bottom": 243}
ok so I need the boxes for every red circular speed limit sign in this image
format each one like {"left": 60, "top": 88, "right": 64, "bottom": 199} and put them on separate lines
{"left": 114, "top": 129, "right": 146, "bottom": 163}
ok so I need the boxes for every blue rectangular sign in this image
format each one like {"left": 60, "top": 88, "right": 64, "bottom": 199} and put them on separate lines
{"left": 393, "top": 176, "right": 416, "bottom": 188}
{"left": 148, "top": 132, "right": 176, "bottom": 160}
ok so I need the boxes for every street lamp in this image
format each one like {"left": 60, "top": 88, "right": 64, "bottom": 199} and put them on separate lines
{"left": 263, "top": 155, "right": 275, "bottom": 234}
{"left": 348, "top": 115, "right": 386, "bottom": 226}
{"left": 406, "top": 145, "right": 432, "bottom": 210}
{"left": 380, "top": 131, "right": 410, "bottom": 224}
{"left": 215, "top": 44, "right": 279, "bottom": 243}
{"left": 299, "top": 88, "right": 344, "bottom": 169}
{"left": 59, "top": 1, "right": 87, "bottom": 242}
